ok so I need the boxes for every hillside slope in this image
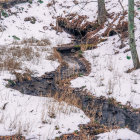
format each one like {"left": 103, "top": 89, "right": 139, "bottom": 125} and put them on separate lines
{"left": 0, "top": 0, "right": 140, "bottom": 139}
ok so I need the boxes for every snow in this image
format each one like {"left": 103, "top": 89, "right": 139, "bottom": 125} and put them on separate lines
{"left": 97, "top": 128, "right": 140, "bottom": 140}
{"left": 0, "top": 0, "right": 140, "bottom": 139}
{"left": 0, "top": 0, "right": 71, "bottom": 45}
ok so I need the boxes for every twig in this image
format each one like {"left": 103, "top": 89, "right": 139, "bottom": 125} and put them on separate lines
{"left": 118, "top": 0, "right": 125, "bottom": 13}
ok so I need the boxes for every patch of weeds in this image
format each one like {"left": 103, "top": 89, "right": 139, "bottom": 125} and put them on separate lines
{"left": 38, "top": 0, "right": 43, "bottom": 4}
{"left": 126, "top": 55, "right": 131, "bottom": 60}
{"left": 1, "top": 10, "right": 9, "bottom": 18}
{"left": 7, "top": 80, "right": 16, "bottom": 87}
{"left": 78, "top": 50, "right": 83, "bottom": 57}
{"left": 81, "top": 85, "right": 86, "bottom": 88}
{"left": 79, "top": 50, "right": 83, "bottom": 54}
{"left": 74, "top": 130, "right": 79, "bottom": 134}
{"left": 94, "top": 120, "right": 99, "bottom": 124}
{"left": 21, "top": 7, "right": 24, "bottom": 11}
{"left": 55, "top": 137, "right": 60, "bottom": 140}
{"left": 74, "top": 45, "right": 80, "bottom": 48}
{"left": 123, "top": 106, "right": 128, "bottom": 110}
{"left": 55, "top": 125, "right": 59, "bottom": 130}
{"left": 12, "top": 35, "right": 20, "bottom": 40}
{"left": 79, "top": 73, "right": 84, "bottom": 77}
{"left": 28, "top": 0, "right": 32, "bottom": 4}
{"left": 118, "top": 103, "right": 123, "bottom": 108}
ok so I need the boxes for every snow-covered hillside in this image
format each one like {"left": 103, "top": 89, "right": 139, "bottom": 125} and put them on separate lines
{"left": 0, "top": 0, "right": 140, "bottom": 139}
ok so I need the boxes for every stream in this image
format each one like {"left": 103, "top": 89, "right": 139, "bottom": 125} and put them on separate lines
{"left": 8, "top": 45, "right": 140, "bottom": 139}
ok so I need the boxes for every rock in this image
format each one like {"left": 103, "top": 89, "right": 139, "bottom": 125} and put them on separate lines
{"left": 43, "top": 26, "right": 48, "bottom": 30}
{"left": 0, "top": 25, "right": 6, "bottom": 32}
{"left": 71, "top": 48, "right": 76, "bottom": 53}
{"left": 24, "top": 16, "right": 36, "bottom": 24}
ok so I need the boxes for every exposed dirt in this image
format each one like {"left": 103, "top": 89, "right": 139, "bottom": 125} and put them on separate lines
{"left": 5, "top": 45, "right": 140, "bottom": 140}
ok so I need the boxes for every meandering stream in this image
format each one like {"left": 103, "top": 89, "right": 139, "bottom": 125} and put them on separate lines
{"left": 8, "top": 45, "right": 140, "bottom": 139}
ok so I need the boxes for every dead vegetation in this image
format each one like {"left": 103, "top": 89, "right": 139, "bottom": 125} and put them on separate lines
{"left": 21, "top": 37, "right": 51, "bottom": 46}
{"left": 56, "top": 10, "right": 129, "bottom": 50}
{"left": 56, "top": 15, "right": 100, "bottom": 39}
{"left": 0, "top": 135, "right": 25, "bottom": 140}
{"left": 59, "top": 122, "right": 110, "bottom": 140}
{"left": 0, "top": 45, "right": 36, "bottom": 71}
{"left": 0, "top": 37, "right": 51, "bottom": 72}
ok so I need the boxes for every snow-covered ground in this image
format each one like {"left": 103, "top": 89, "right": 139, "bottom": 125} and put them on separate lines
{"left": 97, "top": 128, "right": 140, "bottom": 140}
{"left": 0, "top": 0, "right": 140, "bottom": 139}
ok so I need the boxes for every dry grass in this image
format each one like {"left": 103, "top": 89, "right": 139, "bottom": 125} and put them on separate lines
{"left": 0, "top": 45, "right": 40, "bottom": 71}
{"left": 9, "top": 46, "right": 35, "bottom": 61}
{"left": 0, "top": 135, "right": 25, "bottom": 140}
{"left": 21, "top": 37, "right": 51, "bottom": 46}
{"left": 0, "top": 57, "right": 21, "bottom": 71}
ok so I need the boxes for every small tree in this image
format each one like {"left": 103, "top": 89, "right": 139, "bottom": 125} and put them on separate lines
{"left": 97, "top": 0, "right": 106, "bottom": 25}
{"left": 128, "top": 0, "right": 140, "bottom": 69}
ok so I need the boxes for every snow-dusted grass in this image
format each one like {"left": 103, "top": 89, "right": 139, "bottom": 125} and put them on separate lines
{"left": 0, "top": 43, "right": 59, "bottom": 76}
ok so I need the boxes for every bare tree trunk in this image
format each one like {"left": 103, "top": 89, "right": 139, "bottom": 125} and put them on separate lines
{"left": 128, "top": 0, "right": 140, "bottom": 69}
{"left": 98, "top": 0, "right": 106, "bottom": 25}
